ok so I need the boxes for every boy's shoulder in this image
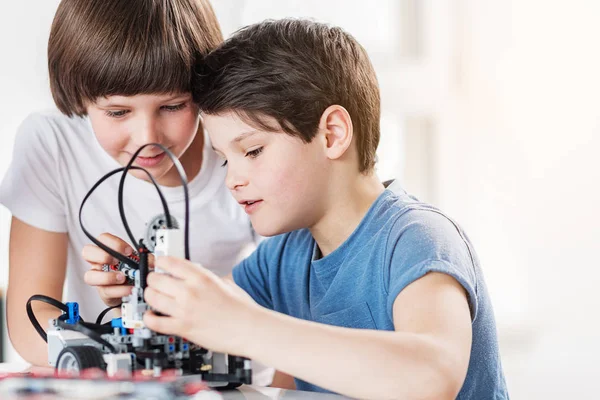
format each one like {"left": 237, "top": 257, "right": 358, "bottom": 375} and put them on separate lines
{"left": 17, "top": 109, "right": 92, "bottom": 144}
{"left": 382, "top": 181, "right": 467, "bottom": 238}
{"left": 10, "top": 109, "right": 108, "bottom": 180}
{"left": 26, "top": 108, "right": 89, "bottom": 130}
{"left": 253, "top": 180, "right": 474, "bottom": 273}
{"left": 274, "top": 181, "right": 468, "bottom": 252}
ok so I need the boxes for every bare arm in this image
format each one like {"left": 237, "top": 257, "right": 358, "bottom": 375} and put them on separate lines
{"left": 223, "top": 274, "right": 296, "bottom": 390}
{"left": 145, "top": 259, "right": 472, "bottom": 399}
{"left": 242, "top": 272, "right": 471, "bottom": 399}
{"left": 7, "top": 217, "right": 68, "bottom": 366}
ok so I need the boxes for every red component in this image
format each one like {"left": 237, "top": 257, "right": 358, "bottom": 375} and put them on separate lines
{"left": 0, "top": 372, "right": 32, "bottom": 380}
{"left": 109, "top": 369, "right": 134, "bottom": 380}
{"left": 157, "top": 370, "right": 179, "bottom": 382}
{"left": 55, "top": 369, "right": 79, "bottom": 379}
{"left": 132, "top": 370, "right": 153, "bottom": 381}
{"left": 128, "top": 328, "right": 134, "bottom": 334}
{"left": 183, "top": 381, "right": 211, "bottom": 395}
{"left": 80, "top": 368, "right": 107, "bottom": 379}
{"left": 168, "top": 336, "right": 175, "bottom": 343}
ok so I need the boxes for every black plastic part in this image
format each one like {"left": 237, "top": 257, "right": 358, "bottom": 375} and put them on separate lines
{"left": 215, "top": 382, "right": 243, "bottom": 391}
{"left": 56, "top": 346, "right": 107, "bottom": 372}
{"left": 229, "top": 355, "right": 252, "bottom": 384}
{"left": 138, "top": 244, "right": 149, "bottom": 290}
{"left": 188, "top": 349, "right": 208, "bottom": 374}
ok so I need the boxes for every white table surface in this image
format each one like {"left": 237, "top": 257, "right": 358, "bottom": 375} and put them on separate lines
{"left": 0, "top": 362, "right": 347, "bottom": 399}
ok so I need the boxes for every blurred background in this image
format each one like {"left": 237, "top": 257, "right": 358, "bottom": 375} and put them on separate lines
{"left": 0, "top": 0, "right": 598, "bottom": 398}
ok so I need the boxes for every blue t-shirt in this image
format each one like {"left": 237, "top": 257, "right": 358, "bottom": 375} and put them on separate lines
{"left": 233, "top": 182, "right": 508, "bottom": 399}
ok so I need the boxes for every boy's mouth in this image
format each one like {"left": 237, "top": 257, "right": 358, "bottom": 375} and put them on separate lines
{"left": 135, "top": 152, "right": 166, "bottom": 167}
{"left": 238, "top": 199, "right": 263, "bottom": 214}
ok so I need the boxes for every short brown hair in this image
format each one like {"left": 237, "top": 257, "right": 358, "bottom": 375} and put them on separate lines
{"left": 194, "top": 19, "right": 380, "bottom": 173}
{"left": 49, "top": 0, "right": 223, "bottom": 117}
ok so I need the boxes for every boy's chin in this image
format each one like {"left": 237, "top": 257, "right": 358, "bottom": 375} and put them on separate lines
{"left": 252, "top": 223, "right": 288, "bottom": 238}
{"left": 128, "top": 168, "right": 160, "bottom": 181}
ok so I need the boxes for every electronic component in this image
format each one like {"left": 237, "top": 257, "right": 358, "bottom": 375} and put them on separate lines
{"left": 28, "top": 143, "right": 252, "bottom": 389}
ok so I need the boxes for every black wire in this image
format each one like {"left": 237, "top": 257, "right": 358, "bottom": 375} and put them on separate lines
{"left": 56, "top": 320, "right": 117, "bottom": 353}
{"left": 26, "top": 295, "right": 88, "bottom": 343}
{"left": 27, "top": 295, "right": 69, "bottom": 342}
{"left": 118, "top": 143, "right": 190, "bottom": 260}
{"left": 79, "top": 166, "right": 170, "bottom": 268}
{"left": 27, "top": 295, "right": 119, "bottom": 349}
{"left": 95, "top": 304, "right": 122, "bottom": 325}
{"left": 79, "top": 321, "right": 114, "bottom": 334}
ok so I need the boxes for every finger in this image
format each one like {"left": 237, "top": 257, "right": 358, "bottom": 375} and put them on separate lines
{"left": 155, "top": 256, "right": 212, "bottom": 281}
{"left": 85, "top": 270, "right": 127, "bottom": 286}
{"left": 147, "top": 272, "right": 184, "bottom": 298}
{"left": 99, "top": 285, "right": 133, "bottom": 300}
{"left": 97, "top": 233, "right": 135, "bottom": 257}
{"left": 87, "top": 262, "right": 107, "bottom": 271}
{"left": 82, "top": 245, "right": 119, "bottom": 266}
{"left": 143, "top": 310, "right": 180, "bottom": 336}
{"left": 144, "top": 287, "right": 179, "bottom": 316}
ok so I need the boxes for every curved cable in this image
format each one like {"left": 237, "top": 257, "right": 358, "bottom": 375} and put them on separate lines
{"left": 79, "top": 166, "right": 170, "bottom": 268}
{"left": 118, "top": 143, "right": 190, "bottom": 260}
{"left": 95, "top": 304, "right": 122, "bottom": 325}
{"left": 27, "top": 295, "right": 70, "bottom": 342}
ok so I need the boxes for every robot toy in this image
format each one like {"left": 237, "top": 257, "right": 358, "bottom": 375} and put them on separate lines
{"left": 27, "top": 144, "right": 252, "bottom": 389}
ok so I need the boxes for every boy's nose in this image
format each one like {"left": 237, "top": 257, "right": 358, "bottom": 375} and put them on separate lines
{"left": 134, "top": 117, "right": 161, "bottom": 145}
{"left": 225, "top": 167, "right": 248, "bottom": 191}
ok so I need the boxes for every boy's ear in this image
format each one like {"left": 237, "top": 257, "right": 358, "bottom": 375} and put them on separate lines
{"left": 318, "top": 105, "right": 353, "bottom": 161}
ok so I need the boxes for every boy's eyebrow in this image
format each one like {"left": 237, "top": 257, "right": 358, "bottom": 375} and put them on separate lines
{"left": 232, "top": 130, "right": 260, "bottom": 143}
{"left": 97, "top": 94, "right": 191, "bottom": 107}
{"left": 211, "top": 130, "right": 261, "bottom": 153}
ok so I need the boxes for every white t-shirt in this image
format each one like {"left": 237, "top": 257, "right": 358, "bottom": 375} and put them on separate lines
{"left": 0, "top": 110, "right": 257, "bottom": 321}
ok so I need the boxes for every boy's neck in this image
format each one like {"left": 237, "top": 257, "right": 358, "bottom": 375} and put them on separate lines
{"left": 309, "top": 172, "right": 385, "bottom": 258}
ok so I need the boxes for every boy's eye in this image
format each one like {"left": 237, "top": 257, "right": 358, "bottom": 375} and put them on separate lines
{"left": 162, "top": 103, "right": 187, "bottom": 112}
{"left": 219, "top": 147, "right": 262, "bottom": 168}
{"left": 105, "top": 110, "right": 129, "bottom": 118}
{"left": 245, "top": 147, "right": 263, "bottom": 158}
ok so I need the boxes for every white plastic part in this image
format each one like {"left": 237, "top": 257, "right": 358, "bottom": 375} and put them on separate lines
{"left": 47, "top": 328, "right": 101, "bottom": 367}
{"left": 121, "top": 302, "right": 145, "bottom": 329}
{"left": 153, "top": 228, "right": 185, "bottom": 273}
{"left": 104, "top": 353, "right": 133, "bottom": 377}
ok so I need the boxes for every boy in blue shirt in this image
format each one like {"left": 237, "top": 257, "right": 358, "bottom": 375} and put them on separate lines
{"left": 143, "top": 19, "right": 509, "bottom": 399}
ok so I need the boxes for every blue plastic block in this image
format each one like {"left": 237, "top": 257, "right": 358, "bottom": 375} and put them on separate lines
{"left": 65, "top": 302, "right": 80, "bottom": 324}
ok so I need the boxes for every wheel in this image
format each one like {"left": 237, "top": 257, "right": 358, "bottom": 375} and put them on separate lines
{"left": 56, "top": 346, "right": 106, "bottom": 374}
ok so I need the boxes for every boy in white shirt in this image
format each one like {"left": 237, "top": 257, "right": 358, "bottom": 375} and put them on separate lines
{"left": 0, "top": 0, "right": 259, "bottom": 377}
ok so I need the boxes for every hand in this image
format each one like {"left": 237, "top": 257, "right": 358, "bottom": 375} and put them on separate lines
{"left": 143, "top": 256, "right": 262, "bottom": 356}
{"left": 82, "top": 233, "right": 153, "bottom": 307}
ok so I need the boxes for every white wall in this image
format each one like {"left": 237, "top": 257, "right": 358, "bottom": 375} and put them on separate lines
{"left": 439, "top": 1, "right": 600, "bottom": 398}
{"left": 0, "top": 0, "right": 62, "bottom": 366}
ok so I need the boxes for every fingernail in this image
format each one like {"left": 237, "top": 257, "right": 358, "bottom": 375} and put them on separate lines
{"left": 124, "top": 247, "right": 133, "bottom": 256}
{"left": 116, "top": 273, "right": 125, "bottom": 283}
